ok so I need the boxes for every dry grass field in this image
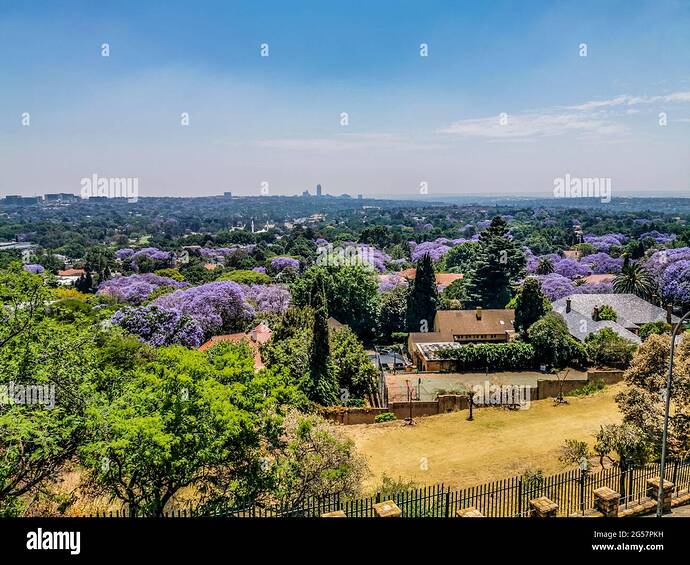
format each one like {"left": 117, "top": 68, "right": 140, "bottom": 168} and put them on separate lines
{"left": 343, "top": 383, "right": 624, "bottom": 492}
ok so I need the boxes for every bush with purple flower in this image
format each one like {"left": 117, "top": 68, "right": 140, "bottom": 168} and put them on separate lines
{"left": 22, "top": 264, "right": 44, "bottom": 274}
{"left": 583, "top": 233, "right": 627, "bottom": 251}
{"left": 97, "top": 273, "right": 188, "bottom": 305}
{"left": 270, "top": 257, "right": 300, "bottom": 273}
{"left": 411, "top": 241, "right": 451, "bottom": 263}
{"left": 153, "top": 281, "right": 254, "bottom": 337}
{"left": 639, "top": 231, "right": 676, "bottom": 245}
{"left": 242, "top": 284, "right": 291, "bottom": 314}
{"left": 130, "top": 247, "right": 175, "bottom": 273}
{"left": 580, "top": 252, "right": 624, "bottom": 274}
{"left": 534, "top": 274, "right": 576, "bottom": 301}
{"left": 112, "top": 305, "right": 204, "bottom": 348}
{"left": 553, "top": 258, "right": 592, "bottom": 279}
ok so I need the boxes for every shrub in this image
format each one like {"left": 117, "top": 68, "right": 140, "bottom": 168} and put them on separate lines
{"left": 217, "top": 269, "right": 271, "bottom": 285}
{"left": 374, "top": 412, "right": 397, "bottom": 423}
{"left": 569, "top": 379, "right": 606, "bottom": 397}
{"left": 435, "top": 342, "right": 536, "bottom": 371}
{"left": 593, "top": 304, "right": 617, "bottom": 322}
{"left": 585, "top": 328, "right": 637, "bottom": 369}
{"left": 638, "top": 321, "right": 672, "bottom": 341}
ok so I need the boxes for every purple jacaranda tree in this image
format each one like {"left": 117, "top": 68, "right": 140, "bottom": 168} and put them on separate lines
{"left": 583, "top": 233, "right": 628, "bottom": 251}
{"left": 580, "top": 252, "right": 624, "bottom": 274}
{"left": 270, "top": 257, "right": 300, "bottom": 273}
{"left": 553, "top": 258, "right": 592, "bottom": 279}
{"left": 97, "top": 273, "right": 188, "bottom": 305}
{"left": 22, "top": 264, "right": 44, "bottom": 274}
{"left": 130, "top": 247, "right": 175, "bottom": 273}
{"left": 153, "top": 281, "right": 254, "bottom": 337}
{"left": 242, "top": 284, "right": 291, "bottom": 314}
{"left": 411, "top": 241, "right": 451, "bottom": 263}
{"left": 659, "top": 259, "right": 690, "bottom": 307}
{"left": 645, "top": 247, "right": 690, "bottom": 280}
{"left": 639, "top": 231, "right": 676, "bottom": 245}
{"left": 378, "top": 273, "right": 409, "bottom": 293}
{"left": 572, "top": 281, "right": 614, "bottom": 294}
{"left": 534, "top": 274, "right": 576, "bottom": 301}
{"left": 112, "top": 305, "right": 204, "bottom": 348}
{"left": 115, "top": 248, "right": 135, "bottom": 261}
{"left": 252, "top": 266, "right": 267, "bottom": 274}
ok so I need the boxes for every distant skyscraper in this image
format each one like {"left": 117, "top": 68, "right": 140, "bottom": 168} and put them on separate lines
{"left": 316, "top": 184, "right": 322, "bottom": 197}
{"left": 357, "top": 194, "right": 363, "bottom": 199}
{"left": 224, "top": 191, "right": 232, "bottom": 198}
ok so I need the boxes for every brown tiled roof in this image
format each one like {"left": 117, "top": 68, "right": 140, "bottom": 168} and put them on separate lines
{"left": 58, "top": 268, "right": 85, "bottom": 277}
{"left": 581, "top": 273, "right": 616, "bottom": 285}
{"left": 435, "top": 309, "right": 515, "bottom": 336}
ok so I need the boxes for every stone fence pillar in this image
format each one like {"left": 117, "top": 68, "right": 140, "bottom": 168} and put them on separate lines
{"left": 647, "top": 477, "right": 673, "bottom": 512}
{"left": 321, "top": 510, "right": 346, "bottom": 517}
{"left": 593, "top": 487, "right": 620, "bottom": 517}
{"left": 456, "top": 506, "right": 483, "bottom": 517}
{"left": 529, "top": 496, "right": 558, "bottom": 517}
{"left": 373, "top": 500, "right": 402, "bottom": 517}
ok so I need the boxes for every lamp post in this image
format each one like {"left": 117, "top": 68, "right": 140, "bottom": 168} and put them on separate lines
{"left": 656, "top": 309, "right": 690, "bottom": 517}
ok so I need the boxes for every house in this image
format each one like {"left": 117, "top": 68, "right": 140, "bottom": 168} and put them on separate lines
{"left": 563, "top": 249, "right": 582, "bottom": 260}
{"left": 552, "top": 294, "right": 678, "bottom": 344}
{"left": 198, "top": 323, "right": 272, "bottom": 370}
{"left": 581, "top": 273, "right": 616, "bottom": 285}
{"left": 57, "top": 268, "right": 85, "bottom": 286}
{"left": 408, "top": 308, "right": 516, "bottom": 371}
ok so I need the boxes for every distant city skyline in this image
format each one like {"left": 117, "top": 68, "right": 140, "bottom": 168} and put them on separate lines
{"left": 1, "top": 0, "right": 689, "bottom": 198}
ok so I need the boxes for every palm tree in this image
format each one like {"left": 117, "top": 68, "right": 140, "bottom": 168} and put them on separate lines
{"left": 613, "top": 261, "right": 656, "bottom": 299}
{"left": 535, "top": 257, "right": 555, "bottom": 275}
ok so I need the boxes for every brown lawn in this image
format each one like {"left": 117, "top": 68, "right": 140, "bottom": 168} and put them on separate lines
{"left": 343, "top": 383, "right": 624, "bottom": 492}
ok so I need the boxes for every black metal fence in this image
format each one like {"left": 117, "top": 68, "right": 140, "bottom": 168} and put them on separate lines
{"left": 90, "top": 459, "right": 690, "bottom": 518}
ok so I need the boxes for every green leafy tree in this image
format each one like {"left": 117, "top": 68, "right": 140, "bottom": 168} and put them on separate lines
{"left": 527, "top": 312, "right": 586, "bottom": 368}
{"left": 465, "top": 216, "right": 526, "bottom": 308}
{"left": 80, "top": 344, "right": 302, "bottom": 516}
{"left": 291, "top": 265, "right": 379, "bottom": 340}
{"left": 443, "top": 241, "right": 480, "bottom": 273}
{"left": 330, "top": 327, "right": 378, "bottom": 403}
{"left": 514, "top": 278, "right": 550, "bottom": 336}
{"left": 0, "top": 315, "right": 101, "bottom": 516}
{"left": 585, "top": 328, "right": 637, "bottom": 369}
{"left": 593, "top": 304, "right": 617, "bottom": 322}
{"left": 379, "top": 285, "right": 408, "bottom": 341}
{"left": 406, "top": 253, "right": 438, "bottom": 333}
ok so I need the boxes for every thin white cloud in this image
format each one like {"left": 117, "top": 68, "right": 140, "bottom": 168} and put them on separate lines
{"left": 439, "top": 90, "right": 690, "bottom": 140}
{"left": 438, "top": 112, "right": 624, "bottom": 139}
{"left": 252, "top": 133, "right": 439, "bottom": 152}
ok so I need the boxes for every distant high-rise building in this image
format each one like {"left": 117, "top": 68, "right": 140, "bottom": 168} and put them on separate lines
{"left": 302, "top": 190, "right": 310, "bottom": 197}
{"left": 316, "top": 184, "right": 322, "bottom": 197}
{"left": 357, "top": 194, "right": 363, "bottom": 199}
{"left": 224, "top": 191, "right": 232, "bottom": 198}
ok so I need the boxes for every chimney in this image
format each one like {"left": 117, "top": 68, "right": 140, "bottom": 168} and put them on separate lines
{"left": 475, "top": 307, "right": 482, "bottom": 320}
{"left": 666, "top": 304, "right": 673, "bottom": 324}
{"left": 566, "top": 298, "right": 571, "bottom": 314}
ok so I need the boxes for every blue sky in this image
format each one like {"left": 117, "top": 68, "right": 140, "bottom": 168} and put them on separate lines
{"left": 1, "top": 0, "right": 689, "bottom": 198}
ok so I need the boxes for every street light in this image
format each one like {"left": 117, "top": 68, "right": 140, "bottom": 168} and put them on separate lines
{"left": 656, "top": 309, "right": 690, "bottom": 517}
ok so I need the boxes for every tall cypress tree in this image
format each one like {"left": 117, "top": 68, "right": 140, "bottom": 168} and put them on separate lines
{"left": 406, "top": 253, "right": 438, "bottom": 332}
{"left": 466, "top": 216, "right": 525, "bottom": 308}
{"left": 306, "top": 271, "right": 339, "bottom": 405}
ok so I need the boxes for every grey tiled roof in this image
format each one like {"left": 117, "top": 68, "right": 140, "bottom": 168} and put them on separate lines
{"left": 551, "top": 293, "right": 675, "bottom": 343}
